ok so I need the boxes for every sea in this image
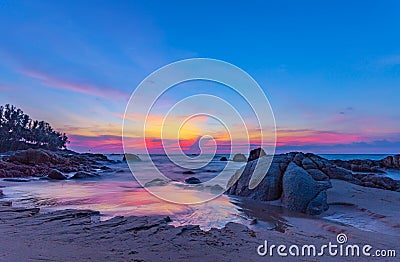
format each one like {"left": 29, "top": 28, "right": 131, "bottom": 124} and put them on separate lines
{"left": 1, "top": 153, "right": 399, "bottom": 231}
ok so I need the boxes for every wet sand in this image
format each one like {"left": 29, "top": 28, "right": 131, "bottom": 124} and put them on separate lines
{"left": 0, "top": 179, "right": 398, "bottom": 261}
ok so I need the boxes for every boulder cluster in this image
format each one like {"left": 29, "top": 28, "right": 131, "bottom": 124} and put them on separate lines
{"left": 228, "top": 150, "right": 400, "bottom": 215}
{"left": 0, "top": 149, "right": 112, "bottom": 180}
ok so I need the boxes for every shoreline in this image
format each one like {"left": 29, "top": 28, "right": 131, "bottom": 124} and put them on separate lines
{"left": 0, "top": 179, "right": 399, "bottom": 261}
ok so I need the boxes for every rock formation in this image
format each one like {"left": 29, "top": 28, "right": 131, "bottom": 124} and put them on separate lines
{"left": 0, "top": 149, "right": 112, "bottom": 179}
{"left": 228, "top": 150, "right": 400, "bottom": 215}
{"left": 232, "top": 153, "right": 247, "bottom": 162}
{"left": 123, "top": 154, "right": 141, "bottom": 162}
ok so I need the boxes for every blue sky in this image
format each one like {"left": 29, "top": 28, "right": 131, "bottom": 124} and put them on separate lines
{"left": 0, "top": 0, "right": 399, "bottom": 153}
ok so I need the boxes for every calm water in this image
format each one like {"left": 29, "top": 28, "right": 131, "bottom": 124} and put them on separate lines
{"left": 1, "top": 153, "right": 399, "bottom": 231}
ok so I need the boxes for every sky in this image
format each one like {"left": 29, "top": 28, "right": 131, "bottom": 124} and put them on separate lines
{"left": 0, "top": 0, "right": 399, "bottom": 154}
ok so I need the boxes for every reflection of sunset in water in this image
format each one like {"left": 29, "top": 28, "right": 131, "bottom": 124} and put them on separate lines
{"left": 3, "top": 173, "right": 245, "bottom": 230}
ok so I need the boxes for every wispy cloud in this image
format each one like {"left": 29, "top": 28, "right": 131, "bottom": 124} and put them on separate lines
{"left": 277, "top": 128, "right": 364, "bottom": 146}
{"left": 21, "top": 69, "right": 129, "bottom": 100}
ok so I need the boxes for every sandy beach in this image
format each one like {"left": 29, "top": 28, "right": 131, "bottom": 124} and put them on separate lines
{"left": 1, "top": 179, "right": 398, "bottom": 261}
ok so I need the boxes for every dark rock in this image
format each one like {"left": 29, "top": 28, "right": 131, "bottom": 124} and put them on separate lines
{"left": 292, "top": 152, "right": 306, "bottom": 166}
{"left": 80, "top": 153, "right": 109, "bottom": 162}
{"left": 144, "top": 178, "right": 169, "bottom": 187}
{"left": 185, "top": 177, "right": 201, "bottom": 184}
{"left": 357, "top": 175, "right": 400, "bottom": 191}
{"left": 247, "top": 148, "right": 266, "bottom": 162}
{"left": 71, "top": 171, "right": 99, "bottom": 179}
{"left": 47, "top": 169, "right": 67, "bottom": 180}
{"left": 232, "top": 153, "right": 247, "bottom": 162}
{"left": 301, "top": 157, "right": 318, "bottom": 170}
{"left": 208, "top": 184, "right": 225, "bottom": 194}
{"left": 57, "top": 167, "right": 79, "bottom": 173}
{"left": 123, "top": 154, "right": 141, "bottom": 162}
{"left": 323, "top": 166, "right": 354, "bottom": 181}
{"left": 182, "top": 171, "right": 195, "bottom": 175}
{"left": 220, "top": 157, "right": 228, "bottom": 161}
{"left": 8, "top": 149, "right": 67, "bottom": 165}
{"left": 249, "top": 218, "right": 258, "bottom": 225}
{"left": 228, "top": 155, "right": 284, "bottom": 201}
{"left": 281, "top": 162, "right": 331, "bottom": 215}
{"left": 306, "top": 191, "right": 329, "bottom": 215}
{"left": 0, "top": 190, "right": 3, "bottom": 196}
{"left": 306, "top": 169, "right": 330, "bottom": 181}
{"left": 380, "top": 155, "right": 400, "bottom": 169}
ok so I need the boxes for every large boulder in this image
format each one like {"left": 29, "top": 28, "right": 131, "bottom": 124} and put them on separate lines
{"left": 301, "top": 157, "right": 318, "bottom": 170}
{"left": 71, "top": 171, "right": 99, "bottom": 179}
{"left": 380, "top": 155, "right": 400, "bottom": 169}
{"left": 220, "top": 157, "right": 228, "bottom": 161}
{"left": 247, "top": 148, "right": 266, "bottom": 162}
{"left": 322, "top": 166, "right": 354, "bottom": 181}
{"left": 228, "top": 152, "right": 332, "bottom": 215}
{"left": 281, "top": 162, "right": 331, "bottom": 215}
{"left": 123, "top": 154, "right": 141, "bottom": 162}
{"left": 228, "top": 155, "right": 284, "bottom": 201}
{"left": 47, "top": 169, "right": 67, "bottom": 180}
{"left": 232, "top": 153, "right": 247, "bottom": 162}
{"left": 185, "top": 177, "right": 201, "bottom": 184}
{"left": 306, "top": 191, "right": 329, "bottom": 215}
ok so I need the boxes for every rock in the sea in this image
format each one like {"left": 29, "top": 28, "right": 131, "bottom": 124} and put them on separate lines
{"left": 123, "top": 154, "right": 141, "bottom": 162}
{"left": 220, "top": 157, "right": 228, "bottom": 161}
{"left": 144, "top": 178, "right": 169, "bottom": 187}
{"left": 232, "top": 153, "right": 247, "bottom": 162}
{"left": 71, "top": 171, "right": 99, "bottom": 179}
{"left": 0, "top": 190, "right": 3, "bottom": 196}
{"left": 208, "top": 184, "right": 225, "bottom": 194}
{"left": 380, "top": 155, "right": 400, "bottom": 169}
{"left": 182, "top": 170, "right": 195, "bottom": 175}
{"left": 247, "top": 148, "right": 266, "bottom": 162}
{"left": 185, "top": 177, "right": 201, "bottom": 184}
{"left": 47, "top": 169, "right": 67, "bottom": 180}
{"left": 281, "top": 162, "right": 331, "bottom": 215}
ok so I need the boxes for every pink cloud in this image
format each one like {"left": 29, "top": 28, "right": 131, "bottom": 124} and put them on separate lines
{"left": 21, "top": 69, "right": 128, "bottom": 100}
{"left": 277, "top": 129, "right": 365, "bottom": 146}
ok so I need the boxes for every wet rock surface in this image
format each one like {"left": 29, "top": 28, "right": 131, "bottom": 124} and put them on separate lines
{"left": 0, "top": 149, "right": 113, "bottom": 179}
{"left": 228, "top": 150, "right": 400, "bottom": 215}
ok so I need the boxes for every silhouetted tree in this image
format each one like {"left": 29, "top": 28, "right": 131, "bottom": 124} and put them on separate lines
{"left": 0, "top": 104, "right": 69, "bottom": 152}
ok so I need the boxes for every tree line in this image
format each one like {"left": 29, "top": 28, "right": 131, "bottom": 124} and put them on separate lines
{"left": 0, "top": 104, "right": 69, "bottom": 152}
